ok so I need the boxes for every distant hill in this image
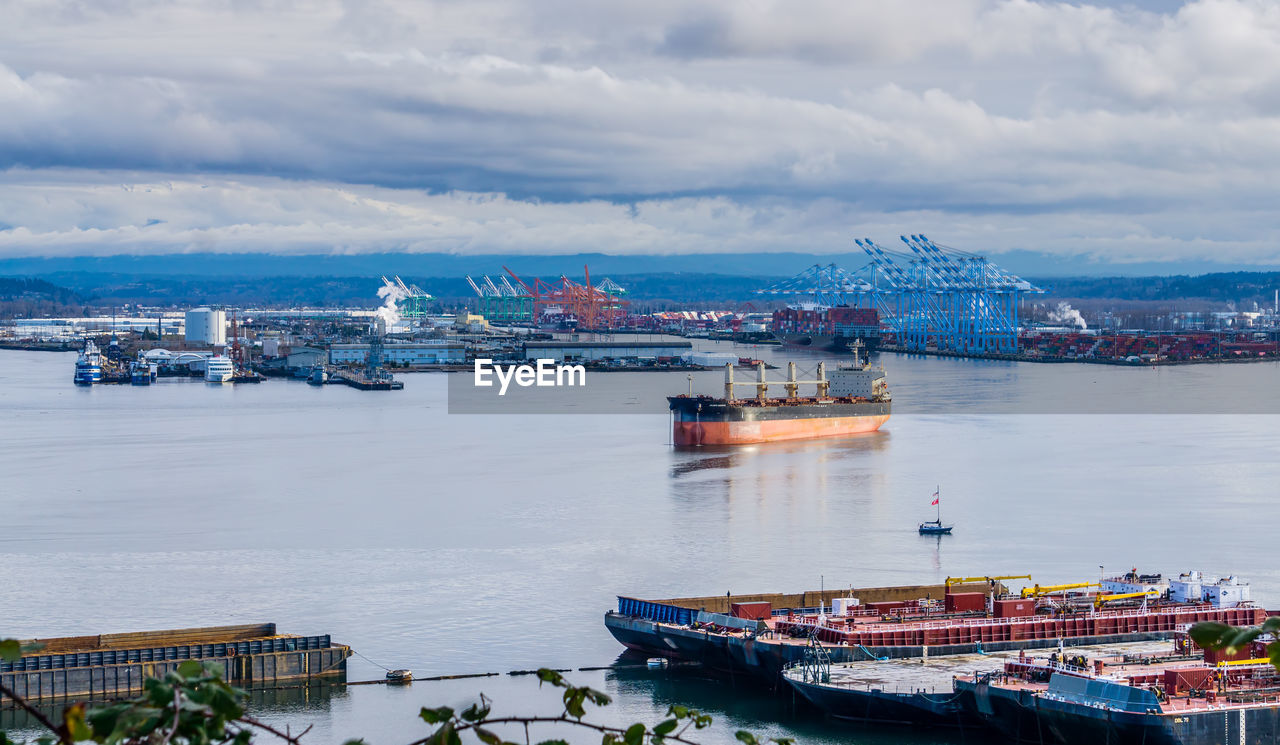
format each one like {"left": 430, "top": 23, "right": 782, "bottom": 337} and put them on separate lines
{"left": 30, "top": 272, "right": 773, "bottom": 309}
{"left": 2, "top": 250, "right": 1275, "bottom": 280}
{"left": 6, "top": 253, "right": 1280, "bottom": 311}
{"left": 1035, "top": 272, "right": 1280, "bottom": 309}
{"left": 0, "top": 277, "right": 88, "bottom": 318}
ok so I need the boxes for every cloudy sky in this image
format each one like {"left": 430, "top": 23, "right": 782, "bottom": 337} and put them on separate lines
{"left": 3, "top": 0, "right": 1280, "bottom": 266}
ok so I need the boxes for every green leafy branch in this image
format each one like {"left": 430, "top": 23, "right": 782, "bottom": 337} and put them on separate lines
{"left": 3, "top": 639, "right": 781, "bottom": 745}
{"left": 1189, "top": 616, "right": 1280, "bottom": 668}
{"left": 407, "top": 669, "right": 791, "bottom": 745}
{"left": 1, "top": 639, "right": 306, "bottom": 745}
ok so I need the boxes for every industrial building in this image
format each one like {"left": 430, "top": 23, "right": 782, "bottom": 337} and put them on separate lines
{"left": 329, "top": 342, "right": 464, "bottom": 366}
{"left": 184, "top": 307, "right": 227, "bottom": 346}
{"left": 522, "top": 340, "right": 691, "bottom": 362}
{"left": 286, "top": 346, "right": 328, "bottom": 369}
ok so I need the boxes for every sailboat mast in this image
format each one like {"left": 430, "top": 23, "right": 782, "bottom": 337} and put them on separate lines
{"left": 936, "top": 485, "right": 941, "bottom": 523}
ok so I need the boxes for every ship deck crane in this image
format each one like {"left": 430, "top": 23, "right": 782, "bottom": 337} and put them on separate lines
{"left": 945, "top": 575, "right": 1033, "bottom": 589}
{"left": 1094, "top": 590, "right": 1160, "bottom": 609}
{"left": 1021, "top": 582, "right": 1101, "bottom": 599}
{"left": 724, "top": 361, "right": 829, "bottom": 400}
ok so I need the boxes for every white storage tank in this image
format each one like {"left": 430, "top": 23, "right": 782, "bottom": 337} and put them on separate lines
{"left": 184, "top": 308, "right": 227, "bottom": 346}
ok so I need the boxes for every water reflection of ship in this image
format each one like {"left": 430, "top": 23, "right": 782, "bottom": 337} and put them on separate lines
{"left": 668, "top": 426, "right": 891, "bottom": 481}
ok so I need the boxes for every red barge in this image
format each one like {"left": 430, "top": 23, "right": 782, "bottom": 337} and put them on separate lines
{"left": 605, "top": 571, "right": 1266, "bottom": 684}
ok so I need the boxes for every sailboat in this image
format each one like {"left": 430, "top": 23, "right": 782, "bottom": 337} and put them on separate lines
{"left": 918, "top": 486, "right": 953, "bottom": 534}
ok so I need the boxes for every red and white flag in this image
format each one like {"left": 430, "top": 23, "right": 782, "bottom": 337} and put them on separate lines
{"left": 930, "top": 489, "right": 940, "bottom": 506}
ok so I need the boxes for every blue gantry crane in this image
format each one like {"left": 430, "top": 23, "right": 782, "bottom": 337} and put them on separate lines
{"left": 757, "top": 235, "right": 1043, "bottom": 354}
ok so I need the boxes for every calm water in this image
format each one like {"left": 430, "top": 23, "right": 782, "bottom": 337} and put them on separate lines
{"left": 3, "top": 344, "right": 1280, "bottom": 745}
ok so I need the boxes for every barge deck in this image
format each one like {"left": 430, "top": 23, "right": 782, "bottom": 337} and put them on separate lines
{"left": 0, "top": 624, "right": 351, "bottom": 703}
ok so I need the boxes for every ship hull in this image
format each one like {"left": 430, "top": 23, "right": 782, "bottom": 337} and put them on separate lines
{"left": 787, "top": 676, "right": 982, "bottom": 728}
{"left": 776, "top": 333, "right": 880, "bottom": 353}
{"left": 669, "top": 398, "right": 889, "bottom": 446}
{"left": 959, "top": 678, "right": 1280, "bottom": 745}
{"left": 605, "top": 612, "right": 1176, "bottom": 685}
{"left": 73, "top": 368, "right": 101, "bottom": 385}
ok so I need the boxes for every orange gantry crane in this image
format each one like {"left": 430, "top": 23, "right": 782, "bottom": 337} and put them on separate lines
{"left": 504, "top": 264, "right": 629, "bottom": 329}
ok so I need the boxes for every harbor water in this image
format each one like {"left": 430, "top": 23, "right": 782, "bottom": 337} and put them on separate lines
{"left": 3, "top": 346, "right": 1280, "bottom": 745}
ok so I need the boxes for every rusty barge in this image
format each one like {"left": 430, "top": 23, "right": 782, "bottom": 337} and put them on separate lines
{"left": 0, "top": 624, "right": 351, "bottom": 704}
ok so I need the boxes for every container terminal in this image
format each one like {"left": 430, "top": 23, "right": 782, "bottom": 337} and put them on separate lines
{"left": 13, "top": 248, "right": 1280, "bottom": 372}
{"left": 0, "top": 624, "right": 350, "bottom": 704}
{"left": 605, "top": 570, "right": 1265, "bottom": 685}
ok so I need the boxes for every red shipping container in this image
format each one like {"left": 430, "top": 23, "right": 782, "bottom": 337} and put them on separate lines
{"left": 944, "top": 592, "right": 986, "bottom": 613}
{"left": 1201, "top": 640, "right": 1267, "bottom": 665}
{"left": 993, "top": 599, "right": 1035, "bottom": 618}
{"left": 730, "top": 602, "right": 772, "bottom": 620}
{"left": 1164, "top": 667, "right": 1214, "bottom": 695}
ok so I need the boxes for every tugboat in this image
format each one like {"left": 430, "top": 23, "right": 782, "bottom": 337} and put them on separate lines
{"left": 73, "top": 340, "right": 103, "bottom": 385}
{"left": 130, "top": 356, "right": 156, "bottom": 385}
{"left": 918, "top": 486, "right": 953, "bottom": 534}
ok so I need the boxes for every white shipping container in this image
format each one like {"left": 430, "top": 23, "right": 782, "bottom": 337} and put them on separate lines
{"left": 830, "top": 598, "right": 860, "bottom": 616}
{"left": 683, "top": 351, "right": 739, "bottom": 367}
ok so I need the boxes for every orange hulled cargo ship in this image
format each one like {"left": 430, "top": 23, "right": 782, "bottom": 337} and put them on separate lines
{"left": 668, "top": 346, "right": 889, "bottom": 446}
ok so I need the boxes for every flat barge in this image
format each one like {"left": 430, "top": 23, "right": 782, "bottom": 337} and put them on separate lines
{"left": 606, "top": 571, "right": 1265, "bottom": 686}
{"left": 953, "top": 639, "right": 1280, "bottom": 744}
{"left": 607, "top": 581, "right": 994, "bottom": 682}
{"left": 785, "top": 638, "right": 1181, "bottom": 728}
{"left": 0, "top": 624, "right": 351, "bottom": 703}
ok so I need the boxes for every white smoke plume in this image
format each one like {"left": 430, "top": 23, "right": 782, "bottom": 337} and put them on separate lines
{"left": 1047, "top": 302, "right": 1087, "bottom": 330}
{"left": 375, "top": 281, "right": 407, "bottom": 330}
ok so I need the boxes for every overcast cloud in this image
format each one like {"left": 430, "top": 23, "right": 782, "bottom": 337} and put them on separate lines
{"left": 3, "top": 0, "right": 1280, "bottom": 264}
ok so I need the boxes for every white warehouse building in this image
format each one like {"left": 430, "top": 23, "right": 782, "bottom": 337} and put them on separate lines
{"left": 184, "top": 308, "right": 227, "bottom": 346}
{"left": 329, "top": 343, "right": 465, "bottom": 366}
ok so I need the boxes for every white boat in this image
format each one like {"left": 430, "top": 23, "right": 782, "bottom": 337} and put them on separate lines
{"left": 205, "top": 355, "right": 235, "bottom": 383}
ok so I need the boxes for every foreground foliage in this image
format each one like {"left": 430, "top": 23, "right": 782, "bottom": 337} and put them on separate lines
{"left": 1, "top": 639, "right": 785, "bottom": 745}
{"left": 1190, "top": 616, "right": 1280, "bottom": 668}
